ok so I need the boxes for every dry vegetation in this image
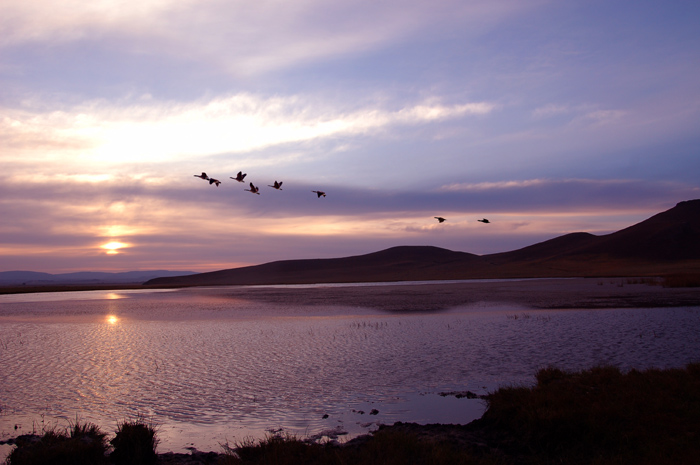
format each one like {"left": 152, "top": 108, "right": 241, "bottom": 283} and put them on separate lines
{"left": 662, "top": 273, "right": 700, "bottom": 288}
{"left": 5, "top": 364, "right": 700, "bottom": 465}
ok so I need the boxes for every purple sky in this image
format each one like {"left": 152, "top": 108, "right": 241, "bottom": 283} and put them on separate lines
{"left": 1, "top": 0, "right": 699, "bottom": 273}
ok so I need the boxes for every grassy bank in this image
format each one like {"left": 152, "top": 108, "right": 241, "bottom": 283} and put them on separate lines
{"left": 5, "top": 364, "right": 700, "bottom": 464}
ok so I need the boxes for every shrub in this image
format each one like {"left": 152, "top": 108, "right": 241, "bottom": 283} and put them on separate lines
{"left": 480, "top": 363, "right": 700, "bottom": 464}
{"left": 109, "top": 418, "right": 158, "bottom": 465}
{"left": 6, "top": 420, "right": 108, "bottom": 465}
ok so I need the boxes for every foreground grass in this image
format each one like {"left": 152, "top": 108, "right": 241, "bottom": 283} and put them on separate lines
{"left": 5, "top": 420, "right": 108, "bottom": 465}
{"left": 218, "top": 429, "right": 479, "bottom": 465}
{"left": 6, "top": 364, "right": 700, "bottom": 464}
{"left": 478, "top": 363, "right": 700, "bottom": 464}
{"left": 5, "top": 418, "right": 158, "bottom": 465}
{"left": 219, "top": 364, "right": 700, "bottom": 465}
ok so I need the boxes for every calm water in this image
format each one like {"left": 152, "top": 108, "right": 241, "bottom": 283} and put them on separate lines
{"left": 1, "top": 285, "right": 699, "bottom": 456}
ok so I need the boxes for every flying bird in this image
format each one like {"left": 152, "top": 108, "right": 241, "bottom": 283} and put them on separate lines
{"left": 194, "top": 172, "right": 209, "bottom": 180}
{"left": 245, "top": 182, "right": 260, "bottom": 194}
{"left": 208, "top": 178, "right": 221, "bottom": 187}
{"left": 434, "top": 217, "right": 446, "bottom": 223}
{"left": 231, "top": 171, "right": 247, "bottom": 182}
{"left": 268, "top": 181, "right": 283, "bottom": 190}
{"left": 477, "top": 218, "right": 490, "bottom": 223}
{"left": 312, "top": 190, "right": 326, "bottom": 198}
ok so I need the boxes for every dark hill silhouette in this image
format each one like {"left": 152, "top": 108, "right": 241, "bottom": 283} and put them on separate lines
{"left": 486, "top": 232, "right": 599, "bottom": 264}
{"left": 147, "top": 246, "right": 485, "bottom": 286}
{"left": 146, "top": 200, "right": 700, "bottom": 286}
{"left": 0, "top": 270, "right": 197, "bottom": 286}
{"left": 571, "top": 199, "right": 700, "bottom": 260}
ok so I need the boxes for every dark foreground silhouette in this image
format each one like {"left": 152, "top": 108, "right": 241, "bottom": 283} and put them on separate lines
{"left": 5, "top": 364, "right": 700, "bottom": 465}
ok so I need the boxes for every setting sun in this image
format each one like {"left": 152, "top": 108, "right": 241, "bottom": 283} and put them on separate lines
{"left": 101, "top": 241, "right": 128, "bottom": 255}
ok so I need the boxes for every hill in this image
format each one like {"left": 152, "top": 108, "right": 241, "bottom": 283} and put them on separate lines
{"left": 146, "top": 200, "right": 700, "bottom": 286}
{"left": 145, "top": 246, "right": 484, "bottom": 286}
{"left": 0, "top": 270, "right": 197, "bottom": 286}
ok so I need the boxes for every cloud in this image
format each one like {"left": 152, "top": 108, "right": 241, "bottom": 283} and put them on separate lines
{"left": 1, "top": 171, "right": 697, "bottom": 272}
{"left": 436, "top": 178, "right": 699, "bottom": 214}
{"left": 0, "top": 94, "right": 496, "bottom": 170}
{"left": 441, "top": 179, "right": 551, "bottom": 191}
{"left": 0, "top": 0, "right": 540, "bottom": 75}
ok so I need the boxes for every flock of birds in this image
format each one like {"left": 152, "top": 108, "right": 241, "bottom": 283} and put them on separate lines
{"left": 194, "top": 171, "right": 487, "bottom": 224}
{"left": 435, "top": 216, "right": 490, "bottom": 224}
{"left": 194, "top": 171, "right": 326, "bottom": 198}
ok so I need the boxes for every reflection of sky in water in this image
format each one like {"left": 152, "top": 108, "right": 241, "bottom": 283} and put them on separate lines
{"left": 1, "top": 288, "right": 699, "bottom": 455}
{"left": 0, "top": 288, "right": 176, "bottom": 304}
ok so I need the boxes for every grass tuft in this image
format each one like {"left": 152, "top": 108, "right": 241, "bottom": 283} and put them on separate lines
{"left": 109, "top": 417, "right": 159, "bottom": 465}
{"left": 5, "top": 419, "right": 108, "bottom": 465}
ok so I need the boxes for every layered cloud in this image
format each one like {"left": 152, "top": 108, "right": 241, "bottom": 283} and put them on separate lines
{"left": 0, "top": 0, "right": 537, "bottom": 75}
{"left": 1, "top": 95, "right": 496, "bottom": 170}
{"left": 1, "top": 172, "right": 695, "bottom": 272}
{"left": 1, "top": 0, "right": 699, "bottom": 273}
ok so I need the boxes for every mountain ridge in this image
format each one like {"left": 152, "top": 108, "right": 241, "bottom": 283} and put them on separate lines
{"left": 146, "top": 200, "right": 700, "bottom": 286}
{"left": 0, "top": 270, "right": 197, "bottom": 286}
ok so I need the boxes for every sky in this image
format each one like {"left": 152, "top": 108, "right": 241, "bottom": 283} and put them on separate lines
{"left": 1, "top": 0, "right": 699, "bottom": 273}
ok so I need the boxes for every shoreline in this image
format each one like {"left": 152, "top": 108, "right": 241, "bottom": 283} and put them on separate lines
{"left": 185, "top": 277, "right": 700, "bottom": 311}
{"left": 1, "top": 277, "right": 699, "bottom": 310}
{"left": 5, "top": 363, "right": 700, "bottom": 464}
{"left": 2, "top": 278, "right": 699, "bottom": 463}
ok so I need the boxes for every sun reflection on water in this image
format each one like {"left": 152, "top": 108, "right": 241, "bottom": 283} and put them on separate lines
{"left": 106, "top": 315, "right": 119, "bottom": 325}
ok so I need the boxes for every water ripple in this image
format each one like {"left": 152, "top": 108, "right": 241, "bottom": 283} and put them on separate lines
{"left": 1, "top": 294, "right": 699, "bottom": 454}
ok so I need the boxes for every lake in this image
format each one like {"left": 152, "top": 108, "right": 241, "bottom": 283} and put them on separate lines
{"left": 1, "top": 283, "right": 699, "bottom": 456}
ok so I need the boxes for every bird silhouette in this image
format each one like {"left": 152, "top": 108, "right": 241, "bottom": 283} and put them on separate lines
{"left": 194, "top": 172, "right": 209, "bottom": 180}
{"left": 208, "top": 178, "right": 221, "bottom": 186}
{"left": 312, "top": 190, "right": 326, "bottom": 198}
{"left": 434, "top": 217, "right": 446, "bottom": 223}
{"left": 245, "top": 182, "right": 260, "bottom": 194}
{"left": 231, "top": 171, "right": 247, "bottom": 182}
{"left": 477, "top": 218, "right": 490, "bottom": 223}
{"left": 268, "top": 181, "right": 283, "bottom": 190}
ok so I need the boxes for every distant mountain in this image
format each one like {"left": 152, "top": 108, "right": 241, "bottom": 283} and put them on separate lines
{"left": 144, "top": 246, "right": 482, "bottom": 286}
{"left": 0, "top": 270, "right": 198, "bottom": 286}
{"left": 483, "top": 199, "right": 700, "bottom": 276}
{"left": 146, "top": 200, "right": 700, "bottom": 286}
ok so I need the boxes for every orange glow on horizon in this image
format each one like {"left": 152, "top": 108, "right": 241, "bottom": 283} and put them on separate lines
{"left": 100, "top": 241, "right": 129, "bottom": 254}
